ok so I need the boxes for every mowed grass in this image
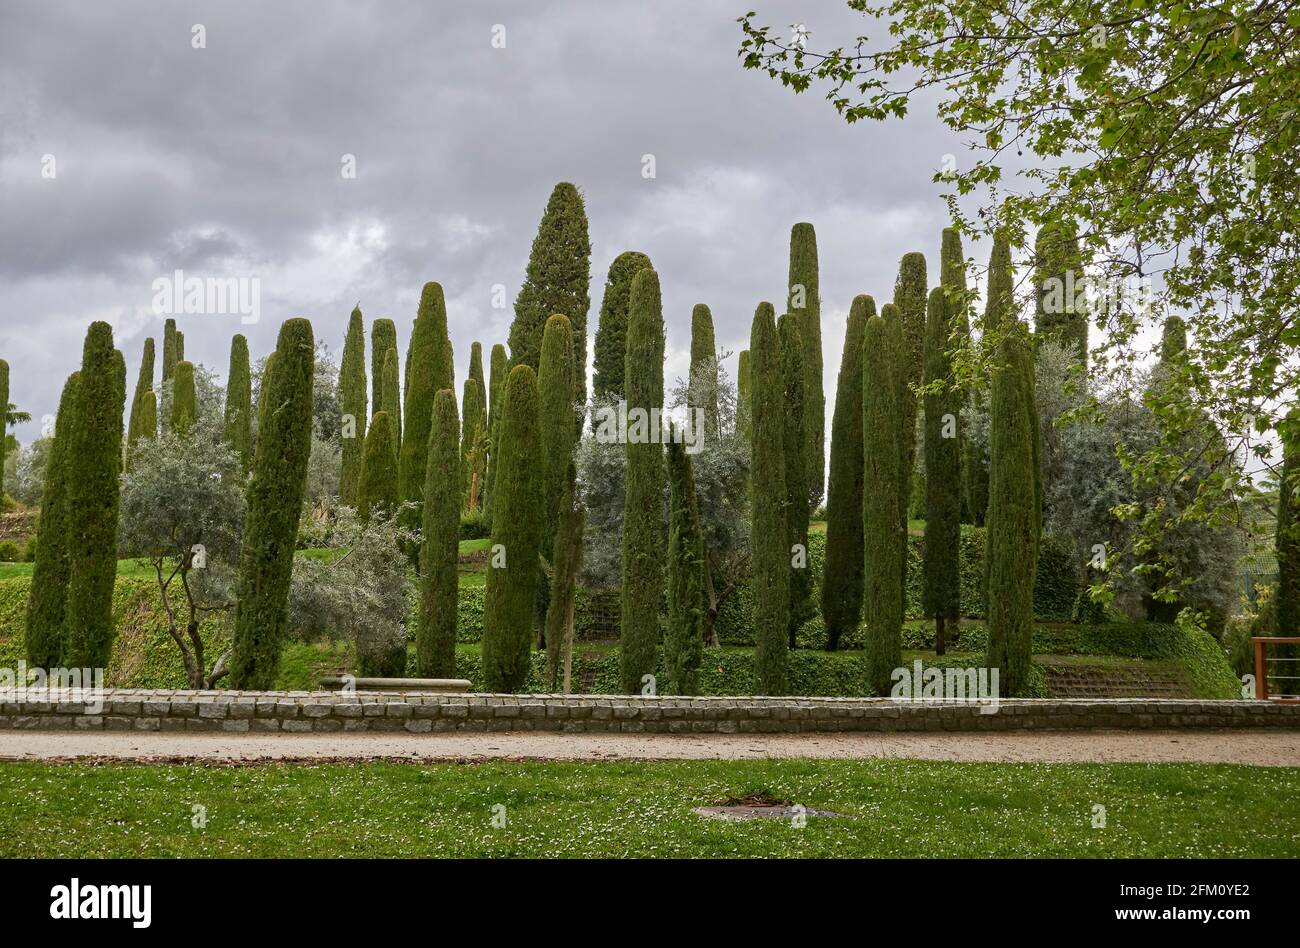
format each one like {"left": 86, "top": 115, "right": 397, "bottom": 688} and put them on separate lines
{"left": 0, "top": 758, "right": 1294, "bottom": 858}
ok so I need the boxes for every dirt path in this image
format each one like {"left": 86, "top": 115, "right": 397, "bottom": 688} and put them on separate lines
{"left": 1, "top": 729, "right": 1298, "bottom": 766}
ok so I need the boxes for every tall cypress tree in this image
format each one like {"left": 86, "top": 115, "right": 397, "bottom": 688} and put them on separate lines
{"left": 737, "top": 349, "right": 752, "bottom": 442}
{"left": 484, "top": 343, "right": 508, "bottom": 521}
{"left": 229, "top": 318, "right": 315, "bottom": 689}
{"left": 357, "top": 410, "right": 399, "bottom": 524}
{"left": 788, "top": 223, "right": 824, "bottom": 509}
{"left": 371, "top": 318, "right": 398, "bottom": 442}
{"left": 984, "top": 323, "right": 1040, "bottom": 696}
{"left": 539, "top": 314, "right": 577, "bottom": 541}
{"left": 509, "top": 183, "right": 591, "bottom": 416}
{"left": 171, "top": 360, "right": 197, "bottom": 435}
{"left": 778, "top": 312, "right": 811, "bottom": 645}
{"left": 25, "top": 371, "right": 79, "bottom": 667}
{"left": 419, "top": 390, "right": 461, "bottom": 677}
{"left": 864, "top": 306, "right": 905, "bottom": 695}
{"left": 592, "top": 250, "right": 652, "bottom": 404}
{"left": 894, "top": 252, "right": 927, "bottom": 576}
{"left": 822, "top": 295, "right": 872, "bottom": 649}
{"left": 161, "top": 318, "right": 179, "bottom": 434}
{"left": 1033, "top": 217, "right": 1088, "bottom": 363}
{"left": 750, "top": 302, "right": 789, "bottom": 695}
{"left": 126, "top": 337, "right": 155, "bottom": 457}
{"left": 63, "top": 323, "right": 126, "bottom": 669}
{"left": 689, "top": 303, "right": 720, "bottom": 441}
{"left": 223, "top": 334, "right": 253, "bottom": 474}
{"left": 483, "top": 365, "right": 544, "bottom": 692}
{"left": 338, "top": 307, "right": 367, "bottom": 505}
{"left": 620, "top": 269, "right": 666, "bottom": 694}
{"left": 400, "top": 282, "right": 455, "bottom": 513}
{"left": 135, "top": 391, "right": 157, "bottom": 454}
{"left": 665, "top": 434, "right": 705, "bottom": 694}
{"left": 460, "top": 376, "right": 487, "bottom": 510}
{"left": 469, "top": 341, "right": 485, "bottom": 386}
{"left": 923, "top": 286, "right": 962, "bottom": 655}
{"left": 965, "top": 232, "right": 1014, "bottom": 525}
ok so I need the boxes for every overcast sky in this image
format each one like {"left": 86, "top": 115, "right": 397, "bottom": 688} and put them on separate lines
{"left": 0, "top": 0, "right": 986, "bottom": 444}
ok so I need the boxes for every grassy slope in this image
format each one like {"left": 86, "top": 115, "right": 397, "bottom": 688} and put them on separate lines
{"left": 0, "top": 758, "right": 1293, "bottom": 858}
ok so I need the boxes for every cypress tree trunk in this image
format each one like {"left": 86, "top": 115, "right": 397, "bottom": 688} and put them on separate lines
{"left": 923, "top": 287, "right": 962, "bottom": 656}
{"left": 126, "top": 338, "right": 155, "bottom": 464}
{"left": 223, "top": 334, "right": 253, "bottom": 474}
{"left": 620, "top": 269, "right": 665, "bottom": 694}
{"left": 665, "top": 436, "right": 705, "bottom": 694}
{"left": 822, "top": 295, "right": 872, "bottom": 650}
{"left": 984, "top": 324, "right": 1040, "bottom": 696}
{"left": 689, "top": 304, "right": 720, "bottom": 441}
{"left": 229, "top": 318, "right": 315, "bottom": 690}
{"left": 737, "top": 349, "right": 752, "bottom": 442}
{"left": 788, "top": 223, "right": 824, "bottom": 509}
{"left": 399, "top": 282, "right": 454, "bottom": 512}
{"left": 483, "top": 365, "right": 544, "bottom": 692}
{"left": 508, "top": 183, "right": 591, "bottom": 417}
{"left": 160, "top": 318, "right": 179, "bottom": 435}
{"left": 1033, "top": 218, "right": 1088, "bottom": 364}
{"left": 25, "top": 371, "right": 79, "bottom": 668}
{"left": 419, "top": 390, "right": 461, "bottom": 678}
{"left": 539, "top": 314, "right": 577, "bottom": 541}
{"left": 171, "top": 360, "right": 197, "bottom": 435}
{"left": 864, "top": 308, "right": 905, "bottom": 695}
{"left": 592, "top": 250, "right": 651, "bottom": 404}
{"left": 778, "top": 312, "right": 811, "bottom": 646}
{"left": 484, "top": 343, "right": 508, "bottom": 523}
{"left": 371, "top": 318, "right": 398, "bottom": 445}
{"left": 750, "top": 302, "right": 789, "bottom": 695}
{"left": 338, "top": 308, "right": 367, "bottom": 505}
{"left": 357, "top": 411, "right": 399, "bottom": 524}
{"left": 64, "top": 323, "right": 126, "bottom": 669}
{"left": 545, "top": 463, "right": 585, "bottom": 691}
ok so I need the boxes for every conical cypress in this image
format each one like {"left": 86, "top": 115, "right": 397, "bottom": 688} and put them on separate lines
{"left": 371, "top": 318, "right": 398, "bottom": 440}
{"left": 893, "top": 252, "right": 927, "bottom": 578}
{"left": 400, "top": 282, "right": 455, "bottom": 510}
{"left": 923, "top": 287, "right": 962, "bottom": 654}
{"left": 63, "top": 323, "right": 126, "bottom": 669}
{"left": 419, "top": 390, "right": 460, "bottom": 677}
{"left": 161, "top": 319, "right": 179, "bottom": 433}
{"left": 338, "top": 308, "right": 367, "bottom": 505}
{"left": 484, "top": 343, "right": 508, "bottom": 520}
{"left": 135, "top": 391, "right": 157, "bottom": 453}
{"left": 620, "top": 269, "right": 665, "bottom": 694}
{"left": 965, "top": 232, "right": 1014, "bottom": 525}
{"left": 509, "top": 183, "right": 591, "bottom": 416}
{"left": 864, "top": 307, "right": 905, "bottom": 695}
{"left": 223, "top": 335, "right": 253, "bottom": 474}
{"left": 778, "top": 312, "right": 811, "bottom": 644}
{"left": 665, "top": 435, "right": 705, "bottom": 694}
{"left": 126, "top": 337, "right": 155, "bottom": 457}
{"left": 592, "top": 250, "right": 652, "bottom": 403}
{"left": 984, "top": 323, "right": 1040, "bottom": 696}
{"left": 750, "top": 302, "right": 789, "bottom": 695}
{"left": 25, "top": 371, "right": 79, "bottom": 667}
{"left": 357, "top": 410, "right": 399, "bottom": 524}
{"left": 469, "top": 341, "right": 485, "bottom": 386}
{"left": 822, "top": 295, "right": 871, "bottom": 649}
{"left": 1033, "top": 218, "right": 1088, "bottom": 363}
{"left": 689, "top": 304, "right": 720, "bottom": 441}
{"left": 460, "top": 375, "right": 487, "bottom": 510}
{"left": 539, "top": 314, "right": 577, "bottom": 541}
{"left": 788, "top": 223, "right": 824, "bottom": 509}
{"left": 483, "top": 365, "right": 544, "bottom": 692}
{"left": 737, "top": 349, "right": 752, "bottom": 441}
{"left": 171, "top": 360, "right": 197, "bottom": 435}
{"left": 229, "top": 318, "right": 315, "bottom": 690}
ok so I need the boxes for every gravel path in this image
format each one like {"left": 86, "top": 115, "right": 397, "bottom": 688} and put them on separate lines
{"left": 1, "top": 729, "right": 1298, "bottom": 766}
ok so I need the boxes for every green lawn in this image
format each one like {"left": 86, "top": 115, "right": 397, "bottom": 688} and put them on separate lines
{"left": 0, "top": 758, "right": 1293, "bottom": 858}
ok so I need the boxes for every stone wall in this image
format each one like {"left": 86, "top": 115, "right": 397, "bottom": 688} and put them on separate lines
{"left": 2, "top": 689, "right": 1298, "bottom": 734}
